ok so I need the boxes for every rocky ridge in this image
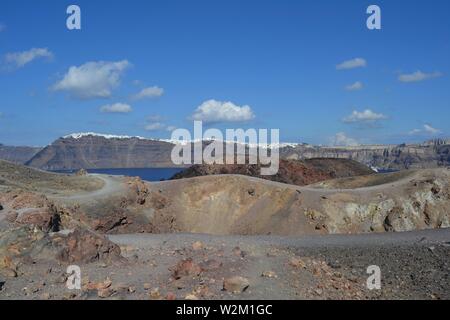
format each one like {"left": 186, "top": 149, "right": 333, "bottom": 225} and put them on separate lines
{"left": 21, "top": 133, "right": 450, "bottom": 170}
{"left": 0, "top": 144, "right": 42, "bottom": 164}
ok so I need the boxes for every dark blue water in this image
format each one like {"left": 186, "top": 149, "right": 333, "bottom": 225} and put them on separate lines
{"left": 52, "top": 166, "right": 396, "bottom": 182}
{"left": 53, "top": 168, "right": 185, "bottom": 182}
{"left": 376, "top": 168, "right": 399, "bottom": 173}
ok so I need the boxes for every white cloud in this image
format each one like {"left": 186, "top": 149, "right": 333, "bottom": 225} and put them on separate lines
{"left": 409, "top": 124, "right": 441, "bottom": 135}
{"left": 147, "top": 115, "right": 163, "bottom": 122}
{"left": 100, "top": 103, "right": 132, "bottom": 113}
{"left": 332, "top": 132, "right": 359, "bottom": 146}
{"left": 398, "top": 71, "right": 442, "bottom": 83}
{"left": 424, "top": 124, "right": 441, "bottom": 134}
{"left": 132, "top": 86, "right": 164, "bottom": 100}
{"left": 343, "top": 109, "right": 387, "bottom": 123}
{"left": 408, "top": 128, "right": 422, "bottom": 135}
{"left": 345, "top": 81, "right": 363, "bottom": 91}
{"left": 4, "top": 48, "right": 53, "bottom": 68}
{"left": 145, "top": 121, "right": 176, "bottom": 131}
{"left": 145, "top": 122, "right": 166, "bottom": 131}
{"left": 336, "top": 58, "right": 367, "bottom": 70}
{"left": 51, "top": 60, "right": 130, "bottom": 99}
{"left": 144, "top": 115, "right": 175, "bottom": 131}
{"left": 191, "top": 99, "right": 255, "bottom": 123}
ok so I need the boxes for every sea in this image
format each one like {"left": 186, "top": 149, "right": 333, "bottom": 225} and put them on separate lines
{"left": 52, "top": 166, "right": 397, "bottom": 182}
{"left": 52, "top": 168, "right": 185, "bottom": 182}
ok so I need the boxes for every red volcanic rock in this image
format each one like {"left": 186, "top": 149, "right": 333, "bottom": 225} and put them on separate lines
{"left": 171, "top": 258, "right": 203, "bottom": 279}
{"left": 55, "top": 228, "right": 122, "bottom": 264}
{"left": 171, "top": 158, "right": 374, "bottom": 187}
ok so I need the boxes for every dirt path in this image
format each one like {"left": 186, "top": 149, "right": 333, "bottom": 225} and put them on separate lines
{"left": 108, "top": 227, "right": 450, "bottom": 249}
{"left": 50, "top": 174, "right": 126, "bottom": 201}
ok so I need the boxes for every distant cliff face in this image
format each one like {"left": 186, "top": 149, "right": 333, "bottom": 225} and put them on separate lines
{"left": 0, "top": 144, "right": 42, "bottom": 164}
{"left": 25, "top": 135, "right": 179, "bottom": 170}
{"left": 24, "top": 134, "right": 450, "bottom": 170}
{"left": 280, "top": 142, "right": 450, "bottom": 170}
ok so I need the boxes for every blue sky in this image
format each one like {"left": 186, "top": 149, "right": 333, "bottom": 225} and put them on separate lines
{"left": 0, "top": 0, "right": 449, "bottom": 146}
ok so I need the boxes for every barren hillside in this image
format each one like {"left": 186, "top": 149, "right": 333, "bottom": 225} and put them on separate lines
{"left": 0, "top": 161, "right": 449, "bottom": 300}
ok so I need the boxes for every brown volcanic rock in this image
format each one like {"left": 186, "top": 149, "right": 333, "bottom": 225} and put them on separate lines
{"left": 9, "top": 192, "right": 50, "bottom": 210}
{"left": 170, "top": 258, "right": 203, "bottom": 279}
{"left": 0, "top": 190, "right": 58, "bottom": 231}
{"left": 15, "top": 209, "right": 53, "bottom": 229}
{"left": 54, "top": 228, "right": 123, "bottom": 264}
{"left": 0, "top": 187, "right": 91, "bottom": 233}
{"left": 126, "top": 176, "right": 150, "bottom": 205}
{"left": 85, "top": 208, "right": 155, "bottom": 234}
{"left": 171, "top": 158, "right": 374, "bottom": 186}
{"left": 90, "top": 211, "right": 130, "bottom": 233}
{"left": 0, "top": 226, "right": 53, "bottom": 268}
{"left": 0, "top": 226, "right": 123, "bottom": 267}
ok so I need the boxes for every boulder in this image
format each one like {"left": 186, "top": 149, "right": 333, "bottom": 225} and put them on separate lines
{"left": 171, "top": 258, "right": 203, "bottom": 279}
{"left": 75, "top": 169, "right": 88, "bottom": 176}
{"left": 223, "top": 276, "right": 250, "bottom": 294}
{"left": 55, "top": 228, "right": 123, "bottom": 264}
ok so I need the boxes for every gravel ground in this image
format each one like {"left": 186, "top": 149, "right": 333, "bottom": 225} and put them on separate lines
{"left": 1, "top": 229, "right": 448, "bottom": 300}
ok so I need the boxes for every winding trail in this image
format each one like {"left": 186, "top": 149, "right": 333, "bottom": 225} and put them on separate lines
{"left": 50, "top": 174, "right": 126, "bottom": 201}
